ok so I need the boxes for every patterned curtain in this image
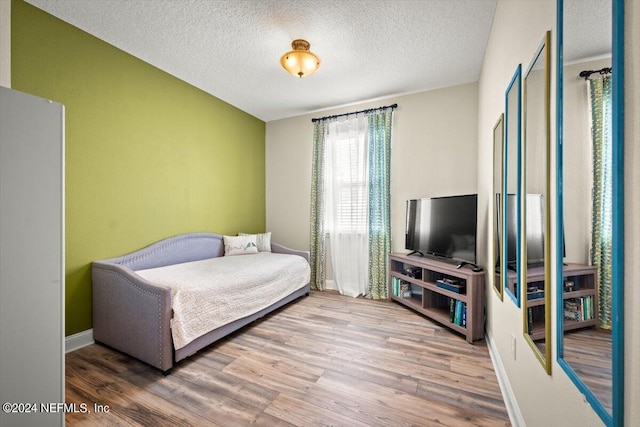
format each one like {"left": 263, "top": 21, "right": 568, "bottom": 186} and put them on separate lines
{"left": 588, "top": 75, "right": 612, "bottom": 330}
{"left": 310, "top": 107, "right": 394, "bottom": 297}
{"left": 366, "top": 109, "right": 393, "bottom": 299}
{"left": 309, "top": 121, "right": 327, "bottom": 290}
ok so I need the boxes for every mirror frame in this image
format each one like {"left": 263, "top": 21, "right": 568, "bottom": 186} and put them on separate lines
{"left": 493, "top": 114, "right": 504, "bottom": 301}
{"left": 503, "top": 65, "right": 522, "bottom": 307}
{"left": 522, "top": 31, "right": 552, "bottom": 375}
{"left": 556, "top": 0, "right": 625, "bottom": 425}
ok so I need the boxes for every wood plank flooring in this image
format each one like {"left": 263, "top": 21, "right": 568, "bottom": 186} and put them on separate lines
{"left": 563, "top": 328, "right": 612, "bottom": 413}
{"left": 65, "top": 291, "right": 511, "bottom": 426}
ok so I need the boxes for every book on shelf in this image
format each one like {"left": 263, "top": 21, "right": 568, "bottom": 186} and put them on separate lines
{"left": 449, "top": 299, "right": 466, "bottom": 327}
{"left": 564, "top": 298, "right": 580, "bottom": 321}
{"left": 563, "top": 295, "right": 595, "bottom": 322}
{"left": 392, "top": 276, "right": 407, "bottom": 297}
{"left": 393, "top": 277, "right": 412, "bottom": 298}
{"left": 585, "top": 296, "right": 590, "bottom": 320}
{"left": 461, "top": 303, "right": 467, "bottom": 327}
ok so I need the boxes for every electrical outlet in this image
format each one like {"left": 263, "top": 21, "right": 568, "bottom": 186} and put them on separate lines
{"left": 511, "top": 333, "right": 517, "bottom": 360}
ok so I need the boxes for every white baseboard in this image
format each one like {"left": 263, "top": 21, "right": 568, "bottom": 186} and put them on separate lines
{"left": 65, "top": 329, "right": 94, "bottom": 353}
{"left": 485, "top": 330, "right": 525, "bottom": 427}
{"left": 325, "top": 279, "right": 338, "bottom": 290}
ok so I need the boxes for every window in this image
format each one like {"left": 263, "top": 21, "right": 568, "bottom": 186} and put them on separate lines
{"left": 325, "top": 116, "right": 369, "bottom": 234}
{"left": 329, "top": 131, "right": 368, "bottom": 233}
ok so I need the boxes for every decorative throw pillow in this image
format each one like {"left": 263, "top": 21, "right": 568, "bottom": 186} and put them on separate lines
{"left": 223, "top": 235, "right": 258, "bottom": 256}
{"left": 239, "top": 232, "right": 272, "bottom": 252}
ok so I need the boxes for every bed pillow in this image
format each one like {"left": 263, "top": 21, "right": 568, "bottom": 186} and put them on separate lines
{"left": 223, "top": 234, "right": 258, "bottom": 256}
{"left": 239, "top": 232, "right": 272, "bottom": 252}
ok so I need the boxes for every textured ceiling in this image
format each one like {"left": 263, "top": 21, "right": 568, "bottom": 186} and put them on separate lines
{"left": 25, "top": 0, "right": 498, "bottom": 122}
{"left": 564, "top": 0, "right": 611, "bottom": 64}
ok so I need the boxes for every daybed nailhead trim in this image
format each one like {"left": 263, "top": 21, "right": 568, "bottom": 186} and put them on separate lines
{"left": 115, "top": 234, "right": 223, "bottom": 267}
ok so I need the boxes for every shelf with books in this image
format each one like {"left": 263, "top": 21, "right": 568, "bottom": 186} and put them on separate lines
{"left": 496, "top": 263, "right": 598, "bottom": 335}
{"left": 561, "top": 263, "right": 598, "bottom": 331}
{"left": 388, "top": 253, "right": 485, "bottom": 343}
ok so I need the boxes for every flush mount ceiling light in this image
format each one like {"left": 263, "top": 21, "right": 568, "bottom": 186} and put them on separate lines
{"left": 280, "top": 39, "right": 320, "bottom": 78}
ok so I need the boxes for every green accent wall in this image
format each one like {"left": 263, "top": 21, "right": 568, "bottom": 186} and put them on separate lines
{"left": 11, "top": 0, "right": 266, "bottom": 336}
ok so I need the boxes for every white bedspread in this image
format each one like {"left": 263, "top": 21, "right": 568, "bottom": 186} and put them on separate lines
{"left": 135, "top": 252, "right": 310, "bottom": 350}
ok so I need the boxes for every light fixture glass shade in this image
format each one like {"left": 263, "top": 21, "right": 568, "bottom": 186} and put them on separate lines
{"left": 280, "top": 39, "right": 320, "bottom": 78}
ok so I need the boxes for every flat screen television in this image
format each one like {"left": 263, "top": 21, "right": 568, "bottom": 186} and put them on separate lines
{"left": 405, "top": 194, "right": 478, "bottom": 265}
{"left": 495, "top": 193, "right": 545, "bottom": 270}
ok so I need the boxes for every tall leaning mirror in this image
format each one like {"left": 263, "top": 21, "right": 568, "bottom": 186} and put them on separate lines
{"left": 522, "top": 31, "right": 551, "bottom": 374}
{"left": 493, "top": 114, "right": 504, "bottom": 301}
{"left": 502, "top": 65, "right": 521, "bottom": 307}
{"left": 556, "top": 0, "right": 624, "bottom": 425}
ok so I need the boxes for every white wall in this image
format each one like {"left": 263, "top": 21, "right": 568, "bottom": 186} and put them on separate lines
{"left": 481, "top": 1, "right": 639, "bottom": 426}
{"left": 563, "top": 57, "right": 611, "bottom": 265}
{"left": 266, "top": 83, "right": 479, "bottom": 255}
{"left": 0, "top": 0, "right": 10, "bottom": 87}
{"left": 478, "top": 1, "right": 607, "bottom": 426}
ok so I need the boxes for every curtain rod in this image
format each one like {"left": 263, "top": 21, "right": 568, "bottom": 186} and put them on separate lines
{"left": 311, "top": 103, "right": 397, "bottom": 123}
{"left": 579, "top": 67, "right": 612, "bottom": 80}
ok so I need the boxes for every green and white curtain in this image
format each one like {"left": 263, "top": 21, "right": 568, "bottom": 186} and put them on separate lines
{"left": 588, "top": 74, "right": 612, "bottom": 330}
{"left": 366, "top": 110, "right": 393, "bottom": 299}
{"left": 310, "top": 122, "right": 328, "bottom": 291}
{"left": 309, "top": 107, "right": 394, "bottom": 299}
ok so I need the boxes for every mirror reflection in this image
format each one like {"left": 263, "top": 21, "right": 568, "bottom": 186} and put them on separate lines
{"left": 522, "top": 32, "right": 551, "bottom": 373}
{"left": 493, "top": 114, "right": 504, "bottom": 301}
{"left": 502, "top": 66, "right": 521, "bottom": 306}
{"left": 560, "top": 0, "right": 613, "bottom": 415}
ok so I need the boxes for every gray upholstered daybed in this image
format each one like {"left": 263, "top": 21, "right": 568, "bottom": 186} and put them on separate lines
{"left": 92, "top": 232, "right": 310, "bottom": 373}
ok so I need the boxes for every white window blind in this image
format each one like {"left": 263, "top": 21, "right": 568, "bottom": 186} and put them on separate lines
{"left": 325, "top": 117, "right": 369, "bottom": 234}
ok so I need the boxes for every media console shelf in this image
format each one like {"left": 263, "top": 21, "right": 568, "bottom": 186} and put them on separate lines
{"left": 497, "top": 263, "right": 598, "bottom": 340}
{"left": 388, "top": 253, "right": 486, "bottom": 343}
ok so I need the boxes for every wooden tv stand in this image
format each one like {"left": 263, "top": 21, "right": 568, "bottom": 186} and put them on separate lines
{"left": 496, "top": 263, "right": 598, "bottom": 340}
{"left": 388, "top": 253, "right": 485, "bottom": 343}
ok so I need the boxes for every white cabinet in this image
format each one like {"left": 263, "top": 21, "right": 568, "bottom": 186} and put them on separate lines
{"left": 0, "top": 87, "right": 65, "bottom": 427}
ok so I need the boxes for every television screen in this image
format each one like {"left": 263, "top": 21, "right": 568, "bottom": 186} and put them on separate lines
{"left": 496, "top": 193, "right": 544, "bottom": 269}
{"left": 405, "top": 194, "right": 477, "bottom": 264}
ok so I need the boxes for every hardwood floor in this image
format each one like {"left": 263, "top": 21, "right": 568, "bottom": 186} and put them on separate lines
{"left": 563, "top": 328, "right": 612, "bottom": 413}
{"left": 65, "top": 291, "right": 511, "bottom": 426}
